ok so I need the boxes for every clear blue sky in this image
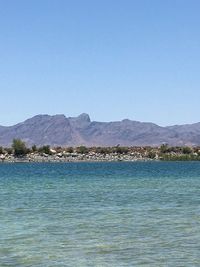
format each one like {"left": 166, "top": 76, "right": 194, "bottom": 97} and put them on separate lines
{"left": 0, "top": 0, "right": 200, "bottom": 126}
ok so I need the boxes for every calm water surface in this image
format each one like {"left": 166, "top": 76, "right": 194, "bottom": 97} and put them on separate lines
{"left": 0, "top": 162, "right": 200, "bottom": 266}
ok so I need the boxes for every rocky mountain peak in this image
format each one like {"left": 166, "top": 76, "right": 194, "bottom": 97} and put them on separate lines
{"left": 0, "top": 114, "right": 200, "bottom": 147}
{"left": 77, "top": 113, "right": 91, "bottom": 122}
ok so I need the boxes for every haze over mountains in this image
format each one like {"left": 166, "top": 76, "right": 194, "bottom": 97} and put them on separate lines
{"left": 0, "top": 113, "right": 200, "bottom": 147}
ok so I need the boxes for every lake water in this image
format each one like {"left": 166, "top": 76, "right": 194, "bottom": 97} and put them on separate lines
{"left": 0, "top": 162, "right": 200, "bottom": 266}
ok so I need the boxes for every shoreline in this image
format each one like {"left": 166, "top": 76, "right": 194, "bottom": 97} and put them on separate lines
{"left": 1, "top": 144, "right": 200, "bottom": 162}
{"left": 0, "top": 153, "right": 152, "bottom": 163}
{"left": 1, "top": 153, "right": 200, "bottom": 163}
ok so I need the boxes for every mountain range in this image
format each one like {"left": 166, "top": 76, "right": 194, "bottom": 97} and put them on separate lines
{"left": 0, "top": 113, "right": 200, "bottom": 147}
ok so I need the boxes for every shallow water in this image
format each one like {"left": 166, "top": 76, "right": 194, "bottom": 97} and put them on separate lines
{"left": 0, "top": 162, "right": 200, "bottom": 266}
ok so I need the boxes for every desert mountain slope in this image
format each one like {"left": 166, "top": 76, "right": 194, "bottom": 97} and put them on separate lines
{"left": 0, "top": 114, "right": 199, "bottom": 147}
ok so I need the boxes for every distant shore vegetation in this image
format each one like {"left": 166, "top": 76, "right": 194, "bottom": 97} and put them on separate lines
{"left": 0, "top": 139, "right": 200, "bottom": 162}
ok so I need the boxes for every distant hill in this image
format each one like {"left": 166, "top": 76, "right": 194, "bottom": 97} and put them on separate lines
{"left": 0, "top": 113, "right": 200, "bottom": 147}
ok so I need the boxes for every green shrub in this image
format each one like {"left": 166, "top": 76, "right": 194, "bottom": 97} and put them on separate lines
{"left": 38, "top": 145, "right": 51, "bottom": 155}
{"left": 115, "top": 146, "right": 129, "bottom": 154}
{"left": 0, "top": 146, "right": 4, "bottom": 154}
{"left": 160, "top": 144, "right": 169, "bottom": 153}
{"left": 182, "top": 146, "right": 192, "bottom": 154}
{"left": 94, "top": 147, "right": 110, "bottom": 154}
{"left": 76, "top": 146, "right": 88, "bottom": 154}
{"left": 32, "top": 145, "right": 37, "bottom": 152}
{"left": 12, "top": 139, "right": 28, "bottom": 156}
{"left": 148, "top": 151, "right": 156, "bottom": 159}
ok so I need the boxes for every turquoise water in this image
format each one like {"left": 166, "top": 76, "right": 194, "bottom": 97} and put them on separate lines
{"left": 1, "top": 162, "right": 200, "bottom": 266}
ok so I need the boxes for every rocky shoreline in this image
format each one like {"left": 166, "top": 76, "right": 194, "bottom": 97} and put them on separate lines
{"left": 1, "top": 143, "right": 200, "bottom": 163}
{"left": 0, "top": 151, "right": 151, "bottom": 163}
